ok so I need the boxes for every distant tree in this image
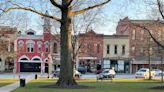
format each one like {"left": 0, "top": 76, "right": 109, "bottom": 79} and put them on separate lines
{"left": 0, "top": 0, "right": 111, "bottom": 87}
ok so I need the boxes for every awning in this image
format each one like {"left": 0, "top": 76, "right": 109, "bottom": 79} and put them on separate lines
{"left": 78, "top": 57, "right": 98, "bottom": 60}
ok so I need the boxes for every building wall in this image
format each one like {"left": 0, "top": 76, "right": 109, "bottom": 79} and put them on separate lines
{"left": 0, "top": 26, "right": 17, "bottom": 72}
{"left": 16, "top": 29, "right": 51, "bottom": 72}
{"left": 77, "top": 30, "right": 103, "bottom": 72}
{"left": 103, "top": 35, "right": 129, "bottom": 58}
{"left": 116, "top": 17, "right": 164, "bottom": 57}
{"left": 78, "top": 30, "right": 103, "bottom": 59}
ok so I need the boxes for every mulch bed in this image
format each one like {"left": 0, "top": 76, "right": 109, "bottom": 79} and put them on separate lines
{"left": 150, "top": 86, "right": 164, "bottom": 90}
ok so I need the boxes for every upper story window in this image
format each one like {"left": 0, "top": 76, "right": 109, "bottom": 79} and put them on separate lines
{"left": 97, "top": 44, "right": 100, "bottom": 53}
{"left": 37, "top": 41, "right": 42, "bottom": 53}
{"left": 26, "top": 40, "right": 35, "bottom": 52}
{"left": 140, "top": 30, "right": 144, "bottom": 41}
{"left": 114, "top": 45, "right": 118, "bottom": 55}
{"left": 132, "top": 29, "right": 136, "bottom": 40}
{"left": 18, "top": 40, "right": 24, "bottom": 52}
{"left": 106, "top": 44, "right": 110, "bottom": 54}
{"left": 87, "top": 43, "right": 92, "bottom": 52}
{"left": 122, "top": 45, "right": 125, "bottom": 55}
{"left": 132, "top": 46, "right": 135, "bottom": 55}
{"left": 44, "top": 41, "right": 49, "bottom": 52}
{"left": 150, "top": 30, "right": 153, "bottom": 41}
{"left": 140, "top": 47, "right": 144, "bottom": 54}
{"left": 53, "top": 43, "right": 57, "bottom": 53}
{"left": 10, "top": 42, "right": 14, "bottom": 53}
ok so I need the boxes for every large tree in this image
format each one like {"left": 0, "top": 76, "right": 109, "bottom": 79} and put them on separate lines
{"left": 0, "top": 0, "right": 111, "bottom": 87}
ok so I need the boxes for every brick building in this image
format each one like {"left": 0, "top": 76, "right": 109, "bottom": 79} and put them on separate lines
{"left": 0, "top": 26, "right": 17, "bottom": 72}
{"left": 78, "top": 30, "right": 103, "bottom": 72}
{"left": 103, "top": 35, "right": 130, "bottom": 73}
{"left": 16, "top": 11, "right": 53, "bottom": 73}
{"left": 116, "top": 17, "right": 164, "bottom": 73}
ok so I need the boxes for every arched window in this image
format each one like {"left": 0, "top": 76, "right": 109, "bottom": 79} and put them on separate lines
{"left": 27, "top": 32, "right": 34, "bottom": 35}
{"left": 26, "top": 40, "right": 35, "bottom": 52}
{"left": 37, "top": 41, "right": 42, "bottom": 53}
{"left": 21, "top": 58, "right": 28, "bottom": 60}
{"left": 44, "top": 41, "right": 49, "bottom": 52}
{"left": 18, "top": 40, "right": 24, "bottom": 52}
{"left": 53, "top": 43, "right": 57, "bottom": 53}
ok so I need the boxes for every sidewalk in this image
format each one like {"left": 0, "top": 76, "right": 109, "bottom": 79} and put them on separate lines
{"left": 0, "top": 73, "right": 35, "bottom": 92}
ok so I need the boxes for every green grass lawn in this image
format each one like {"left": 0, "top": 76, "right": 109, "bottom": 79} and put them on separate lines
{"left": 0, "top": 78, "right": 18, "bottom": 87}
{"left": 12, "top": 78, "right": 164, "bottom": 92}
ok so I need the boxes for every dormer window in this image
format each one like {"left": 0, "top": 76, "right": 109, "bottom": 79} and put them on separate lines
{"left": 25, "top": 29, "right": 36, "bottom": 35}
{"left": 27, "top": 32, "right": 34, "bottom": 35}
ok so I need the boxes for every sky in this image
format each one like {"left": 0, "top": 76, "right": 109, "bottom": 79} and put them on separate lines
{"left": 0, "top": 0, "right": 157, "bottom": 35}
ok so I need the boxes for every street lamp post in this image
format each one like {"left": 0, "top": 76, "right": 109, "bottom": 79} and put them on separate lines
{"left": 41, "top": 52, "right": 44, "bottom": 76}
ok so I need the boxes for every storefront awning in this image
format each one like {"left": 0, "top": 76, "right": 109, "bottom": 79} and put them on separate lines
{"left": 78, "top": 57, "right": 98, "bottom": 60}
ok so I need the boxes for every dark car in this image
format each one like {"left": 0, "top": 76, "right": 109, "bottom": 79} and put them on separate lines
{"left": 78, "top": 67, "right": 87, "bottom": 74}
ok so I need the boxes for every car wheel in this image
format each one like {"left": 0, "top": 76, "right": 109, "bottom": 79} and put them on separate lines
{"left": 75, "top": 75, "right": 79, "bottom": 78}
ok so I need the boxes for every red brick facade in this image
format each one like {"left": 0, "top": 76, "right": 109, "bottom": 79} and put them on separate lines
{"left": 116, "top": 17, "right": 164, "bottom": 73}
{"left": 78, "top": 30, "right": 103, "bottom": 72}
{"left": 116, "top": 17, "right": 164, "bottom": 57}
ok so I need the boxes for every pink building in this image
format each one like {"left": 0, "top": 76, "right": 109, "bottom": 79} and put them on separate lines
{"left": 16, "top": 12, "right": 52, "bottom": 72}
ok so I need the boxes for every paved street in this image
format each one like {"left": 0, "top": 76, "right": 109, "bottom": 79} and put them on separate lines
{"left": 81, "top": 73, "right": 135, "bottom": 79}
{"left": 0, "top": 72, "right": 163, "bottom": 79}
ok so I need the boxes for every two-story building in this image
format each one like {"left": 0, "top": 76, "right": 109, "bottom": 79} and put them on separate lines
{"left": 102, "top": 35, "right": 130, "bottom": 73}
{"left": 78, "top": 30, "right": 103, "bottom": 72}
{"left": 16, "top": 12, "right": 53, "bottom": 73}
{"left": 0, "top": 26, "right": 16, "bottom": 72}
{"left": 116, "top": 17, "right": 164, "bottom": 73}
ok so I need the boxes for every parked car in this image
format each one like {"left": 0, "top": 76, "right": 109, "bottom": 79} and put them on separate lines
{"left": 97, "top": 69, "right": 116, "bottom": 79}
{"left": 152, "top": 69, "right": 162, "bottom": 76}
{"left": 77, "top": 67, "right": 87, "bottom": 74}
{"left": 74, "top": 70, "right": 82, "bottom": 78}
{"left": 135, "top": 68, "right": 155, "bottom": 79}
{"left": 52, "top": 69, "right": 81, "bottom": 78}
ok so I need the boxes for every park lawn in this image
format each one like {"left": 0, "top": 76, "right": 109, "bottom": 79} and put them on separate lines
{"left": 0, "top": 78, "right": 18, "bottom": 87}
{"left": 12, "top": 78, "right": 164, "bottom": 92}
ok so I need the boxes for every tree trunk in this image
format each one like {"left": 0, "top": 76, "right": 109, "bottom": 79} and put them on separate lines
{"left": 56, "top": 3, "right": 77, "bottom": 87}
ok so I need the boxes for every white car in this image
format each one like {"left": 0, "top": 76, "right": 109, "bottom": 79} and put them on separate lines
{"left": 74, "top": 70, "right": 82, "bottom": 78}
{"left": 152, "top": 69, "right": 162, "bottom": 76}
{"left": 135, "top": 68, "right": 155, "bottom": 79}
{"left": 97, "top": 69, "right": 116, "bottom": 79}
{"left": 52, "top": 69, "right": 81, "bottom": 78}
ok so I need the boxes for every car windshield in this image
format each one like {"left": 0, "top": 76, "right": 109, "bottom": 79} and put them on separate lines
{"left": 139, "top": 70, "right": 146, "bottom": 72}
{"left": 103, "top": 70, "right": 109, "bottom": 73}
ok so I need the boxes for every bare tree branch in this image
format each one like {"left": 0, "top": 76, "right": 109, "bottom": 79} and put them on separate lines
{"left": 67, "top": 0, "right": 73, "bottom": 7}
{"left": 72, "top": 0, "right": 111, "bottom": 16}
{"left": 0, "top": 7, "right": 62, "bottom": 22}
{"left": 50, "top": 0, "right": 63, "bottom": 9}
{"left": 157, "top": 0, "right": 164, "bottom": 19}
{"left": 133, "top": 23, "right": 164, "bottom": 49}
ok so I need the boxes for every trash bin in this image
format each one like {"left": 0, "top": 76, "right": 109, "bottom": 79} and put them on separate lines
{"left": 35, "top": 74, "right": 37, "bottom": 80}
{"left": 20, "top": 78, "right": 25, "bottom": 87}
